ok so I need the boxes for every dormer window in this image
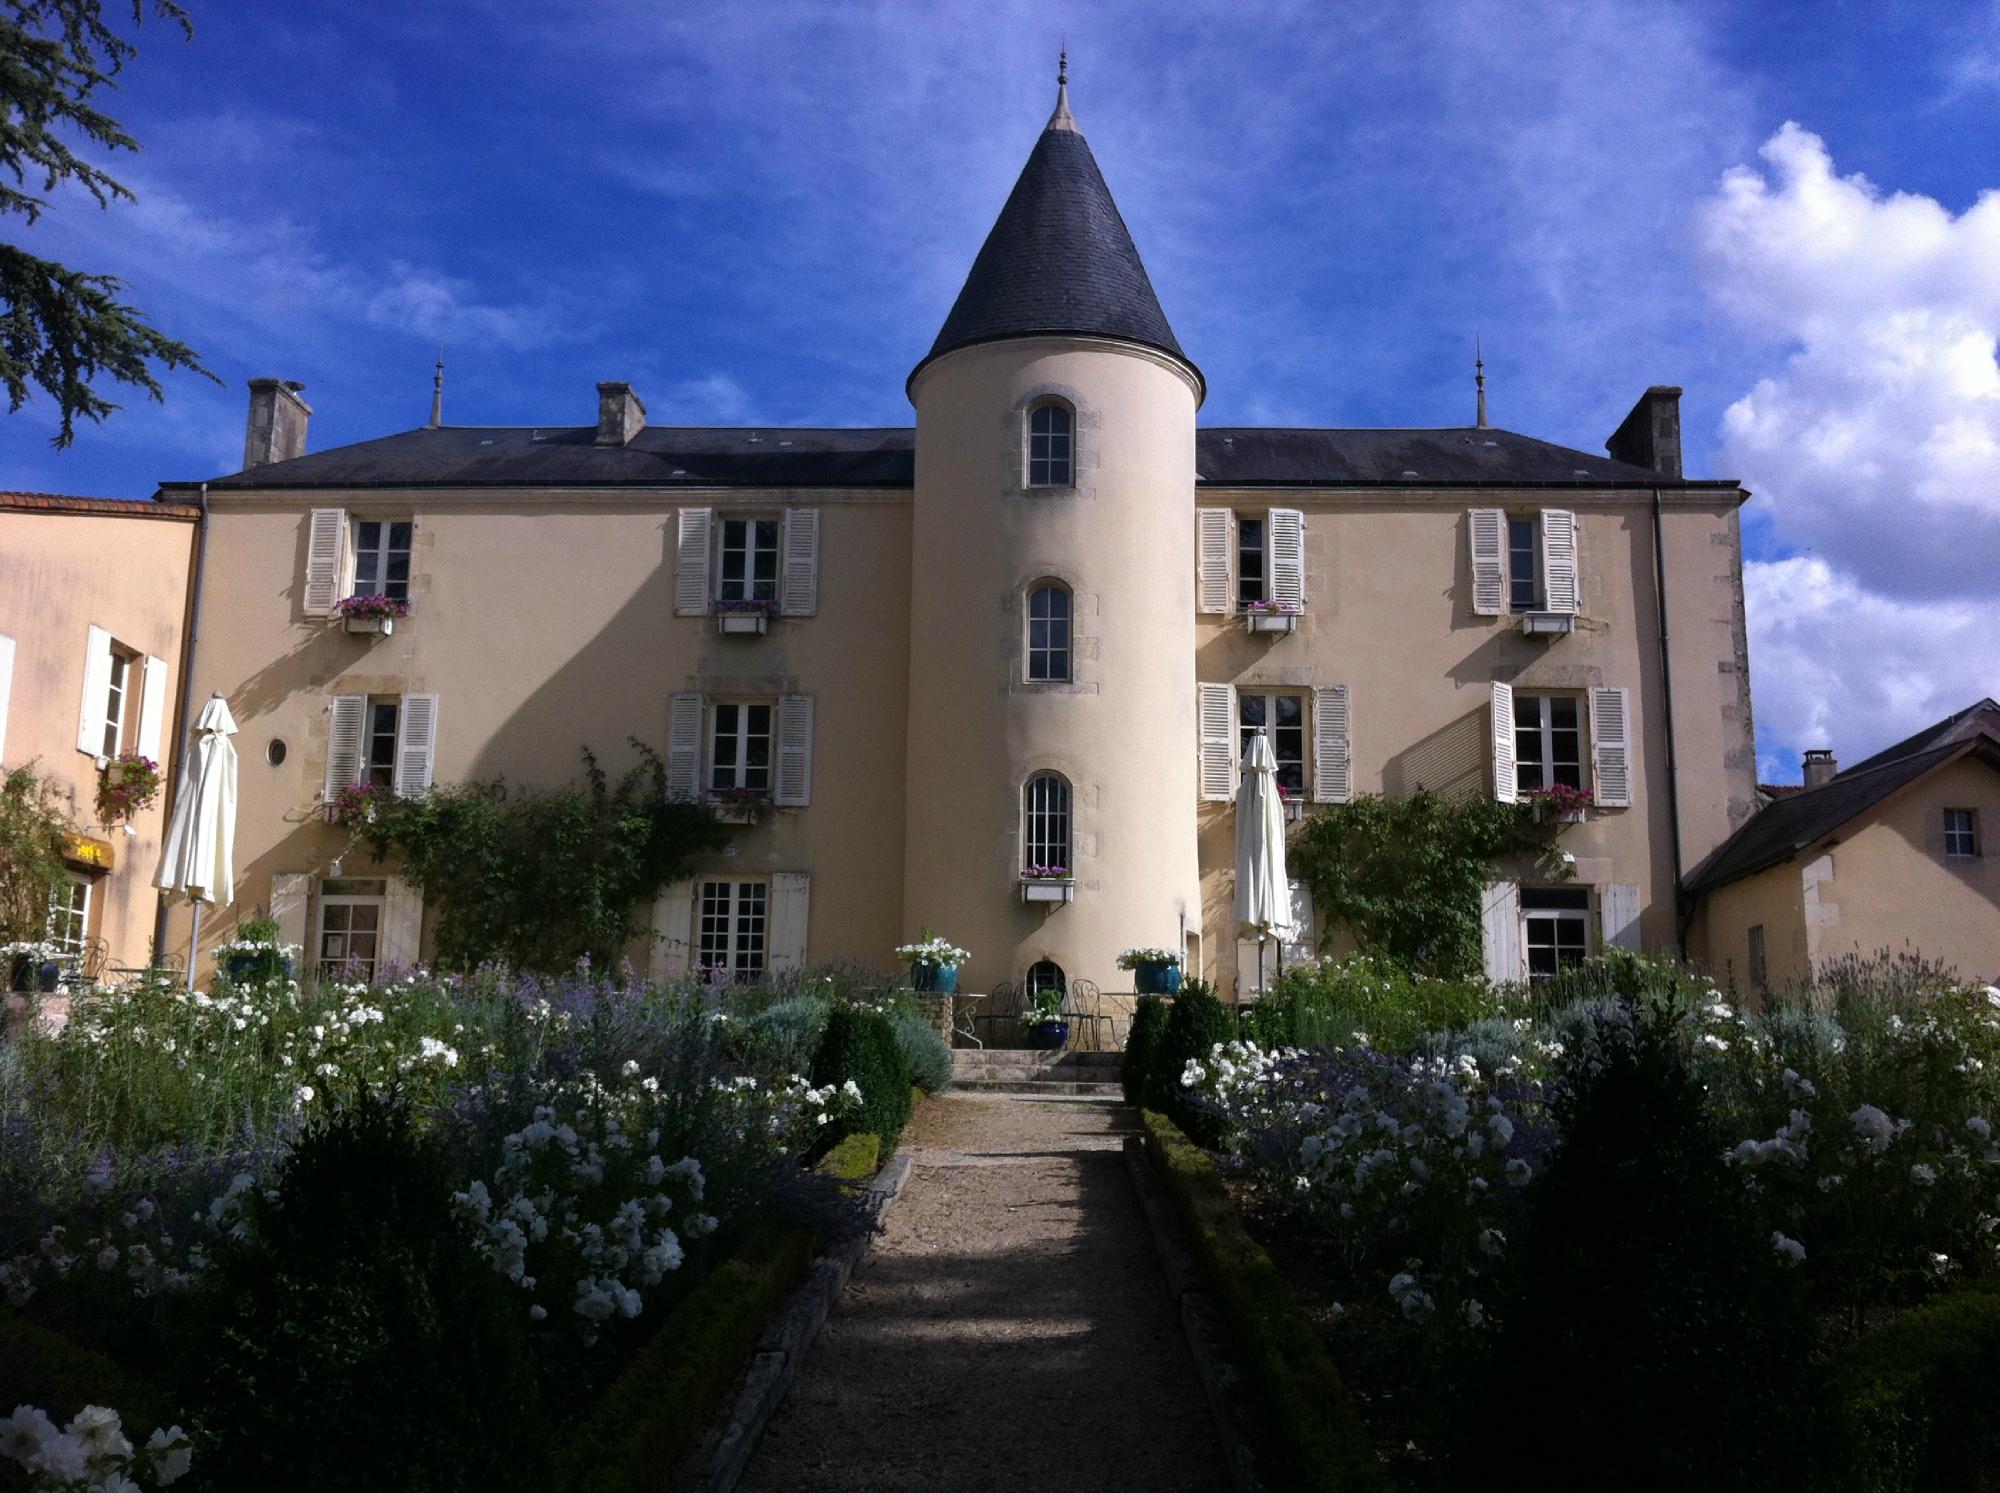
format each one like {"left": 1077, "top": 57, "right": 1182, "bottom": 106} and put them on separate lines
{"left": 1027, "top": 402, "right": 1073, "bottom": 487}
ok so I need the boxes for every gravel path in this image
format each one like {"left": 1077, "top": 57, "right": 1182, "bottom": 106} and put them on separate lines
{"left": 738, "top": 1094, "right": 1231, "bottom": 1492}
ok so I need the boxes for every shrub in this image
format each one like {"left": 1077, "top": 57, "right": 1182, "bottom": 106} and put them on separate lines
{"left": 743, "top": 995, "right": 834, "bottom": 1076}
{"left": 1152, "top": 980, "right": 1233, "bottom": 1141}
{"left": 810, "top": 1006, "right": 912, "bottom": 1157}
{"left": 0, "top": 764, "right": 73, "bottom": 947}
{"left": 194, "top": 1097, "right": 549, "bottom": 1493}
{"left": 1124, "top": 995, "right": 1168, "bottom": 1105}
{"left": 1485, "top": 997, "right": 1814, "bottom": 1490}
{"left": 1243, "top": 953, "right": 1500, "bottom": 1055}
{"left": 817, "top": 1131, "right": 881, "bottom": 1183}
{"left": 890, "top": 1010, "right": 952, "bottom": 1095}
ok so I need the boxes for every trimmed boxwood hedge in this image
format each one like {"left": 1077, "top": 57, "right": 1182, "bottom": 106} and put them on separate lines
{"left": 1150, "top": 980, "right": 1233, "bottom": 1142}
{"left": 1141, "top": 1108, "right": 1385, "bottom": 1493}
{"left": 1124, "top": 995, "right": 1167, "bottom": 1106}
{"left": 810, "top": 1005, "right": 913, "bottom": 1158}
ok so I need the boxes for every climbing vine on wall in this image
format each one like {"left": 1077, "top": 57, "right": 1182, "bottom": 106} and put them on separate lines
{"left": 1288, "top": 792, "right": 1564, "bottom": 979}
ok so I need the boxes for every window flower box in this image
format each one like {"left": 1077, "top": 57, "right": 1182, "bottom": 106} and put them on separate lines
{"left": 1020, "top": 868, "right": 1076, "bottom": 904}
{"left": 1524, "top": 784, "right": 1593, "bottom": 824}
{"left": 710, "top": 789, "right": 772, "bottom": 825}
{"left": 1241, "top": 601, "right": 1302, "bottom": 635}
{"left": 716, "top": 599, "right": 778, "bottom": 636}
{"left": 1519, "top": 611, "right": 1575, "bottom": 637}
{"left": 336, "top": 594, "right": 410, "bottom": 635}
{"left": 1279, "top": 788, "right": 1304, "bottom": 823}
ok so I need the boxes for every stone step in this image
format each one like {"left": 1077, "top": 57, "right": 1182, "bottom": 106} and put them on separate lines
{"left": 952, "top": 1054, "right": 1123, "bottom": 1075}
{"left": 950, "top": 1077, "right": 1126, "bottom": 1098}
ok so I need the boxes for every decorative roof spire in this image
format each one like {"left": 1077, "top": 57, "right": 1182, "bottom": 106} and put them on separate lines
{"left": 1047, "top": 46, "right": 1077, "bottom": 133}
{"left": 428, "top": 343, "right": 445, "bottom": 429}
{"left": 1475, "top": 335, "right": 1488, "bottom": 429}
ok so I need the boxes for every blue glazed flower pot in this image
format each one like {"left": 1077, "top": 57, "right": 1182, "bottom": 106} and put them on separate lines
{"left": 37, "top": 960, "right": 61, "bottom": 993}
{"left": 1027, "top": 1019, "right": 1068, "bottom": 1050}
{"left": 225, "top": 951, "right": 293, "bottom": 984}
{"left": 911, "top": 961, "right": 958, "bottom": 994}
{"left": 1134, "top": 961, "right": 1181, "bottom": 996}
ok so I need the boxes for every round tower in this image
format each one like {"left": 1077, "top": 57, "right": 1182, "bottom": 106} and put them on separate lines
{"left": 902, "top": 69, "right": 1204, "bottom": 1007}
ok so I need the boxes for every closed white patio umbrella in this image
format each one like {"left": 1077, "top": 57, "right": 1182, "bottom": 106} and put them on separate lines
{"left": 1233, "top": 730, "right": 1296, "bottom": 998}
{"left": 153, "top": 694, "right": 239, "bottom": 988}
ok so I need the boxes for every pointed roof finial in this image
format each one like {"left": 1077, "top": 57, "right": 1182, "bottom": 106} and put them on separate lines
{"left": 428, "top": 343, "right": 445, "bottom": 429}
{"left": 1474, "top": 334, "right": 1489, "bottom": 429}
{"left": 1047, "top": 44, "right": 1077, "bottom": 132}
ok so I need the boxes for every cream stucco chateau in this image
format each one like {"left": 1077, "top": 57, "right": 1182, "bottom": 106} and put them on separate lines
{"left": 160, "top": 78, "right": 1758, "bottom": 999}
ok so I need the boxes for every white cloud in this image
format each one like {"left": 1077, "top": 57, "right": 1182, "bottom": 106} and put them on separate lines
{"left": 1699, "top": 124, "right": 2000, "bottom": 766}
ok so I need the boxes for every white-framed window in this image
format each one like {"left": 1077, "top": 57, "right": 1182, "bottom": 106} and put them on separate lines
{"left": 717, "top": 517, "right": 780, "bottom": 603}
{"left": 1027, "top": 959, "right": 1066, "bottom": 1000}
{"left": 47, "top": 874, "right": 91, "bottom": 956}
{"left": 327, "top": 693, "right": 437, "bottom": 802}
{"left": 1027, "top": 401, "right": 1073, "bottom": 487}
{"left": 1236, "top": 515, "right": 1267, "bottom": 609}
{"left": 316, "top": 877, "right": 386, "bottom": 981}
{"left": 1945, "top": 808, "right": 1980, "bottom": 859}
{"left": 698, "top": 879, "right": 767, "bottom": 979}
{"left": 1748, "top": 924, "right": 1768, "bottom": 991}
{"left": 100, "top": 644, "right": 134, "bottom": 758}
{"left": 1024, "top": 773, "right": 1071, "bottom": 872}
{"left": 1026, "top": 582, "right": 1072, "bottom": 682}
{"left": 1523, "top": 887, "right": 1591, "bottom": 982}
{"left": 1508, "top": 517, "right": 1541, "bottom": 612}
{"left": 1515, "top": 693, "right": 1584, "bottom": 795}
{"left": 1238, "top": 691, "right": 1307, "bottom": 798}
{"left": 351, "top": 519, "right": 412, "bottom": 601}
{"left": 710, "top": 701, "right": 773, "bottom": 795}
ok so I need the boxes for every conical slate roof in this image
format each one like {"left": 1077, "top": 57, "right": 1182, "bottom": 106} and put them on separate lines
{"left": 915, "top": 84, "right": 1196, "bottom": 391}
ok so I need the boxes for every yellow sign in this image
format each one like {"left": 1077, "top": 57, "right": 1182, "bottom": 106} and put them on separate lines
{"left": 63, "top": 832, "right": 115, "bottom": 871}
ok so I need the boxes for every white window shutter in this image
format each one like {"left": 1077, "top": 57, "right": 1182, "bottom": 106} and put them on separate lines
{"left": 675, "top": 508, "right": 714, "bottom": 616}
{"left": 1481, "top": 880, "right": 1522, "bottom": 984}
{"left": 394, "top": 693, "right": 438, "bottom": 798}
{"left": 1311, "top": 684, "right": 1351, "bottom": 803}
{"left": 650, "top": 880, "right": 695, "bottom": 980}
{"left": 0, "top": 633, "right": 14, "bottom": 765}
{"left": 270, "top": 872, "right": 312, "bottom": 954}
{"left": 136, "top": 656, "right": 169, "bottom": 765}
{"left": 1590, "top": 685, "right": 1632, "bottom": 808}
{"left": 1602, "top": 883, "right": 1642, "bottom": 952}
{"left": 1280, "top": 880, "right": 1315, "bottom": 969}
{"left": 666, "top": 693, "right": 704, "bottom": 800}
{"left": 1197, "top": 508, "right": 1233, "bottom": 615}
{"left": 768, "top": 872, "right": 811, "bottom": 972}
{"left": 1469, "top": 509, "right": 1506, "bottom": 617}
{"left": 781, "top": 508, "right": 820, "bottom": 617}
{"left": 775, "top": 694, "right": 813, "bottom": 806}
{"left": 1490, "top": 681, "right": 1518, "bottom": 804}
{"left": 1541, "top": 509, "right": 1579, "bottom": 615}
{"left": 1199, "top": 682, "right": 1236, "bottom": 802}
{"left": 324, "top": 694, "right": 365, "bottom": 799}
{"left": 303, "top": 508, "right": 346, "bottom": 616}
{"left": 1269, "top": 508, "right": 1306, "bottom": 610}
{"left": 76, "top": 624, "right": 112, "bottom": 755}
{"left": 380, "top": 876, "right": 425, "bottom": 970}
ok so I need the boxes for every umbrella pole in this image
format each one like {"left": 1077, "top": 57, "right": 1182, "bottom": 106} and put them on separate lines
{"left": 187, "top": 903, "right": 202, "bottom": 993}
{"left": 1257, "top": 936, "right": 1266, "bottom": 997}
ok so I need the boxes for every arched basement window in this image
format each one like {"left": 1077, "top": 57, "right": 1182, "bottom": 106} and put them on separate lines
{"left": 1026, "top": 960, "right": 1067, "bottom": 1000}
{"left": 1027, "top": 402, "right": 1074, "bottom": 487}
{"left": 1027, "top": 582, "right": 1072, "bottom": 682}
{"left": 1023, "top": 773, "right": 1072, "bottom": 873}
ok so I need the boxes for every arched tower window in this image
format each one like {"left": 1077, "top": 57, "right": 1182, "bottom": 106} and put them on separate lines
{"left": 1023, "top": 772, "right": 1071, "bottom": 873}
{"left": 1026, "top": 960, "right": 1067, "bottom": 1000}
{"left": 1027, "top": 401, "right": 1074, "bottom": 487}
{"left": 1026, "top": 582, "right": 1072, "bottom": 681}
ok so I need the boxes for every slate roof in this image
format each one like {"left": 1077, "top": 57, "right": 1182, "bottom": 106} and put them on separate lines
{"left": 189, "top": 423, "right": 1732, "bottom": 493}
{"left": 1842, "top": 699, "right": 2000, "bottom": 777}
{"left": 914, "top": 106, "right": 1192, "bottom": 389}
{"left": 1685, "top": 710, "right": 2000, "bottom": 896}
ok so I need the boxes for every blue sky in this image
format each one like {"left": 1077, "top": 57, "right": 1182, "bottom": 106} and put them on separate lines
{"left": 7, "top": 0, "right": 2000, "bottom": 776}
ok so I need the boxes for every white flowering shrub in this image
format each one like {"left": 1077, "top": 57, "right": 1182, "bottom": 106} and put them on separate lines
{"left": 0, "top": 1403, "right": 189, "bottom": 1490}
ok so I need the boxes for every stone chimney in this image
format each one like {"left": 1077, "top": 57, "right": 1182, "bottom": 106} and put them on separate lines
{"left": 1803, "top": 749, "right": 1838, "bottom": 789}
{"left": 595, "top": 382, "right": 647, "bottom": 447}
{"left": 242, "top": 379, "right": 311, "bottom": 468}
{"left": 1607, "top": 385, "right": 1683, "bottom": 479}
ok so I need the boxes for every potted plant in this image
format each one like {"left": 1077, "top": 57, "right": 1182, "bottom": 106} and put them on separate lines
{"left": 710, "top": 785, "right": 773, "bottom": 825}
{"left": 219, "top": 914, "right": 293, "bottom": 985}
{"left": 1278, "top": 783, "right": 1304, "bottom": 823}
{"left": 328, "top": 780, "right": 386, "bottom": 829}
{"left": 335, "top": 593, "right": 411, "bottom": 635}
{"left": 715, "top": 597, "right": 779, "bottom": 636}
{"left": 3, "top": 940, "right": 64, "bottom": 994}
{"left": 1117, "top": 946, "right": 1183, "bottom": 996}
{"left": 1019, "top": 864, "right": 1075, "bottom": 904}
{"left": 1241, "top": 599, "right": 1303, "bottom": 635}
{"left": 1523, "top": 783, "right": 1593, "bottom": 824}
{"left": 95, "top": 751, "right": 162, "bottom": 831}
{"left": 896, "top": 934, "right": 969, "bottom": 994}
{"left": 1023, "top": 985, "right": 1068, "bottom": 1049}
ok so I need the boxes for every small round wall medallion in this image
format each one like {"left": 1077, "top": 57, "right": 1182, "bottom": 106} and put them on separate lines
{"left": 267, "top": 739, "right": 288, "bottom": 766}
